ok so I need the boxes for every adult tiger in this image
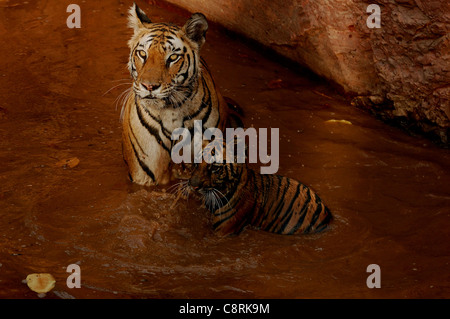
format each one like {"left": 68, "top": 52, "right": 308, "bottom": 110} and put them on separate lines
{"left": 186, "top": 140, "right": 333, "bottom": 236}
{"left": 121, "top": 4, "right": 242, "bottom": 185}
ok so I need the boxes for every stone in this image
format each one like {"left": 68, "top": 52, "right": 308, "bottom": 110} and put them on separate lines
{"left": 162, "top": 0, "right": 450, "bottom": 144}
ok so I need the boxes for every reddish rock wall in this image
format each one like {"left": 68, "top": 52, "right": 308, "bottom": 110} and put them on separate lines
{"left": 160, "top": 0, "right": 450, "bottom": 144}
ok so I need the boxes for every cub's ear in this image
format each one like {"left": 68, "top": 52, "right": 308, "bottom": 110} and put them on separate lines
{"left": 227, "top": 136, "right": 248, "bottom": 164}
{"left": 183, "top": 13, "right": 208, "bottom": 49}
{"left": 128, "top": 3, "right": 151, "bottom": 32}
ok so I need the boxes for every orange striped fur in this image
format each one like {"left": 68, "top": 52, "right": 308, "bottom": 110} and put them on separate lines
{"left": 188, "top": 141, "right": 332, "bottom": 236}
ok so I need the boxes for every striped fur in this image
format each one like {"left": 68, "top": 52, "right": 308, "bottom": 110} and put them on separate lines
{"left": 188, "top": 141, "right": 332, "bottom": 236}
{"left": 121, "top": 4, "right": 241, "bottom": 185}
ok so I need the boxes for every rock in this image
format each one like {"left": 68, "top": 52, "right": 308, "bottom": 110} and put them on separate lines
{"left": 25, "top": 273, "right": 56, "bottom": 294}
{"left": 55, "top": 157, "right": 80, "bottom": 169}
{"left": 162, "top": 0, "right": 450, "bottom": 144}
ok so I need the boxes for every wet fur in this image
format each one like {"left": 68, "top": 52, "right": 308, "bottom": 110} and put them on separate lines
{"left": 189, "top": 142, "right": 332, "bottom": 236}
{"left": 122, "top": 4, "right": 242, "bottom": 186}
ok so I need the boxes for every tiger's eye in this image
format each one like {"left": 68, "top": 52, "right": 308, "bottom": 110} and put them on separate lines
{"left": 168, "top": 54, "right": 179, "bottom": 62}
{"left": 137, "top": 50, "right": 146, "bottom": 58}
{"left": 211, "top": 164, "right": 222, "bottom": 173}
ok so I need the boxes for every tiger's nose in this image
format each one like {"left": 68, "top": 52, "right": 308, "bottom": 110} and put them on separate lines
{"left": 189, "top": 175, "right": 203, "bottom": 190}
{"left": 141, "top": 82, "right": 161, "bottom": 91}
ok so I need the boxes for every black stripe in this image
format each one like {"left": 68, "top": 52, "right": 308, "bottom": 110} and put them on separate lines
{"left": 213, "top": 170, "right": 255, "bottom": 232}
{"left": 130, "top": 43, "right": 140, "bottom": 72}
{"left": 212, "top": 168, "right": 245, "bottom": 216}
{"left": 229, "top": 162, "right": 236, "bottom": 176}
{"left": 304, "top": 197, "right": 325, "bottom": 233}
{"left": 277, "top": 183, "right": 302, "bottom": 233}
{"left": 148, "top": 26, "right": 178, "bottom": 34}
{"left": 213, "top": 209, "right": 236, "bottom": 230}
{"left": 129, "top": 137, "right": 155, "bottom": 182}
{"left": 182, "top": 77, "right": 209, "bottom": 123}
{"left": 177, "top": 86, "right": 193, "bottom": 108}
{"left": 135, "top": 100, "right": 170, "bottom": 153}
{"left": 288, "top": 187, "right": 312, "bottom": 234}
{"left": 213, "top": 112, "right": 221, "bottom": 130}
{"left": 258, "top": 175, "right": 283, "bottom": 227}
{"left": 192, "top": 53, "right": 197, "bottom": 77}
{"left": 202, "top": 101, "right": 212, "bottom": 127}
{"left": 179, "top": 53, "right": 191, "bottom": 84}
{"left": 259, "top": 173, "right": 272, "bottom": 207}
{"left": 200, "top": 58, "right": 216, "bottom": 88}
{"left": 237, "top": 170, "right": 260, "bottom": 232}
{"left": 225, "top": 165, "right": 232, "bottom": 182}
{"left": 314, "top": 207, "right": 332, "bottom": 232}
{"left": 200, "top": 75, "right": 213, "bottom": 125}
{"left": 200, "top": 57, "right": 210, "bottom": 73}
{"left": 265, "top": 178, "right": 291, "bottom": 232}
{"left": 161, "top": 126, "right": 172, "bottom": 139}
{"left": 251, "top": 174, "right": 267, "bottom": 226}
{"left": 213, "top": 187, "right": 239, "bottom": 216}
{"left": 149, "top": 28, "right": 173, "bottom": 33}
{"left": 128, "top": 123, "right": 147, "bottom": 156}
{"left": 149, "top": 23, "right": 170, "bottom": 27}
{"left": 165, "top": 87, "right": 189, "bottom": 109}
{"left": 137, "top": 97, "right": 172, "bottom": 139}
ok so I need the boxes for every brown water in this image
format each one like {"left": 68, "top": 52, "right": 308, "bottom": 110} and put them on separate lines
{"left": 0, "top": 0, "right": 449, "bottom": 299}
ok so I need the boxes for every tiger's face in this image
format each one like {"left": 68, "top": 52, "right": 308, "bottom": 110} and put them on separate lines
{"left": 127, "top": 4, "right": 208, "bottom": 107}
{"left": 188, "top": 139, "right": 247, "bottom": 209}
{"left": 190, "top": 160, "right": 246, "bottom": 211}
{"left": 190, "top": 161, "right": 245, "bottom": 192}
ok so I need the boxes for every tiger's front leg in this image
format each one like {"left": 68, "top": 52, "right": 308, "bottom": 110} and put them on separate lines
{"left": 122, "top": 123, "right": 173, "bottom": 185}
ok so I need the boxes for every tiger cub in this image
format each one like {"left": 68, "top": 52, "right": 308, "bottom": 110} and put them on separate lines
{"left": 187, "top": 140, "right": 332, "bottom": 236}
{"left": 121, "top": 4, "right": 242, "bottom": 186}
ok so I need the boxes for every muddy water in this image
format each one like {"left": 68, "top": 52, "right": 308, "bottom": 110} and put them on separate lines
{"left": 0, "top": 0, "right": 449, "bottom": 299}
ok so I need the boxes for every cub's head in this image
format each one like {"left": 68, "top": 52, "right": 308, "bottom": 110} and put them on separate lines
{"left": 188, "top": 138, "right": 247, "bottom": 210}
{"left": 127, "top": 3, "right": 208, "bottom": 107}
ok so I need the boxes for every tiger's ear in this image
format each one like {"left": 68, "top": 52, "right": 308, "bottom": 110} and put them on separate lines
{"left": 227, "top": 136, "right": 248, "bottom": 164}
{"left": 128, "top": 3, "right": 152, "bottom": 32}
{"left": 183, "top": 13, "right": 208, "bottom": 49}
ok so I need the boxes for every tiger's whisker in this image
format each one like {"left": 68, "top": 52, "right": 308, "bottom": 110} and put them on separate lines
{"left": 103, "top": 82, "right": 132, "bottom": 96}
{"left": 166, "top": 181, "right": 187, "bottom": 194}
{"left": 180, "top": 183, "right": 192, "bottom": 198}
{"left": 116, "top": 91, "right": 130, "bottom": 112}
{"left": 119, "top": 89, "right": 132, "bottom": 121}
{"left": 114, "top": 86, "right": 131, "bottom": 107}
{"left": 110, "top": 78, "right": 132, "bottom": 82}
{"left": 211, "top": 189, "right": 224, "bottom": 209}
{"left": 213, "top": 189, "right": 229, "bottom": 208}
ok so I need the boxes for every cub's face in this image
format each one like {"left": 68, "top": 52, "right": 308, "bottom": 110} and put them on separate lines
{"left": 189, "top": 160, "right": 245, "bottom": 211}
{"left": 189, "top": 140, "right": 246, "bottom": 195}
{"left": 127, "top": 4, "right": 208, "bottom": 107}
{"left": 190, "top": 161, "right": 234, "bottom": 191}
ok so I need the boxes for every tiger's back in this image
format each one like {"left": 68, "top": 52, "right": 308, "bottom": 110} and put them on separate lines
{"left": 250, "top": 172, "right": 332, "bottom": 235}
{"left": 189, "top": 146, "right": 332, "bottom": 236}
